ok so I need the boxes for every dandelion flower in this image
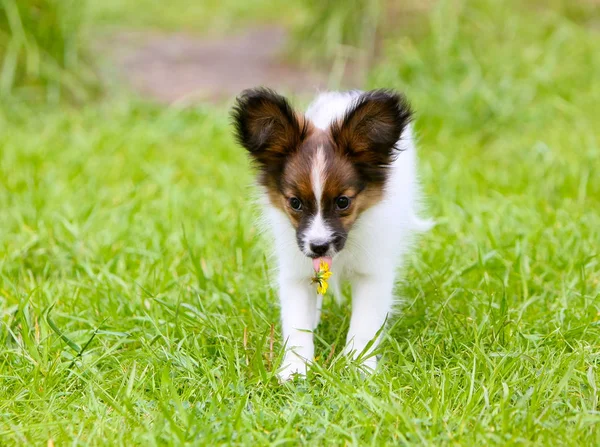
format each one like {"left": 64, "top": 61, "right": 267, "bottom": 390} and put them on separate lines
{"left": 312, "top": 260, "right": 332, "bottom": 295}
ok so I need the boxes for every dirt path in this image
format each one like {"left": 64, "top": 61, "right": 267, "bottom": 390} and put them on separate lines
{"left": 106, "top": 26, "right": 330, "bottom": 104}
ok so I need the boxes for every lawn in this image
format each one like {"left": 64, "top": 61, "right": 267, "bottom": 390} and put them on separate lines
{"left": 1, "top": 0, "right": 599, "bottom": 445}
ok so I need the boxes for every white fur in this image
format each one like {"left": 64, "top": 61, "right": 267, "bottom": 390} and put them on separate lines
{"left": 310, "top": 145, "right": 327, "bottom": 201}
{"left": 303, "top": 145, "right": 333, "bottom": 253}
{"left": 263, "top": 91, "right": 431, "bottom": 381}
{"left": 303, "top": 213, "right": 332, "bottom": 253}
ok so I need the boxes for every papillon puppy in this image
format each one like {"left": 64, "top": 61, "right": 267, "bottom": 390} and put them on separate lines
{"left": 232, "top": 88, "right": 430, "bottom": 381}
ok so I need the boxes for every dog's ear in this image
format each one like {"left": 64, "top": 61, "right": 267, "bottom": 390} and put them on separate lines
{"left": 231, "top": 88, "right": 308, "bottom": 168}
{"left": 331, "top": 90, "right": 412, "bottom": 181}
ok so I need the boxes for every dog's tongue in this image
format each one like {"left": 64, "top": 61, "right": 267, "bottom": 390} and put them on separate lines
{"left": 312, "top": 256, "right": 332, "bottom": 272}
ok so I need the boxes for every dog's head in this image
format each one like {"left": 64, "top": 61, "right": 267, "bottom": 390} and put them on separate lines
{"left": 231, "top": 88, "right": 412, "bottom": 261}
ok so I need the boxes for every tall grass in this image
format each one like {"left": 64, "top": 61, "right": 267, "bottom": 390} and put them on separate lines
{"left": 289, "top": 0, "right": 381, "bottom": 82}
{"left": 0, "top": 0, "right": 97, "bottom": 102}
{"left": 288, "top": 0, "right": 432, "bottom": 86}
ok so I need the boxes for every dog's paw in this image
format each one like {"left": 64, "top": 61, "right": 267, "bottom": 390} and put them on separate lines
{"left": 278, "top": 357, "right": 308, "bottom": 382}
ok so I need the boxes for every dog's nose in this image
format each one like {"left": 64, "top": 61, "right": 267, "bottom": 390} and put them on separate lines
{"left": 310, "top": 242, "right": 330, "bottom": 256}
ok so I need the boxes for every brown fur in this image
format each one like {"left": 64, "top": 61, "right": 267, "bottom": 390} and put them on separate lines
{"left": 232, "top": 88, "right": 412, "bottom": 254}
{"left": 330, "top": 90, "right": 412, "bottom": 185}
{"left": 276, "top": 127, "right": 383, "bottom": 230}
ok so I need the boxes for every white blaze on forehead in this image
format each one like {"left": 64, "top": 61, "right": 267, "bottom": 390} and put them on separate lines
{"left": 310, "top": 145, "right": 327, "bottom": 207}
{"left": 304, "top": 145, "right": 332, "bottom": 249}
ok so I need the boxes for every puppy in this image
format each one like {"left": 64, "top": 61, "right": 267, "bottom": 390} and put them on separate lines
{"left": 232, "top": 88, "right": 430, "bottom": 380}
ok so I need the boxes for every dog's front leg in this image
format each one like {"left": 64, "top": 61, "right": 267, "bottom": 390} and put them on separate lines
{"left": 278, "top": 276, "right": 317, "bottom": 381}
{"left": 345, "top": 273, "right": 395, "bottom": 372}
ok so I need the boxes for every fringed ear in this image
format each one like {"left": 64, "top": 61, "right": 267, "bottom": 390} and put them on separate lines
{"left": 330, "top": 90, "right": 412, "bottom": 183}
{"left": 231, "top": 88, "right": 309, "bottom": 172}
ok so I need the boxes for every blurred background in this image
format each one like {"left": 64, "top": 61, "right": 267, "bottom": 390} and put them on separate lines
{"left": 2, "top": 0, "right": 597, "bottom": 105}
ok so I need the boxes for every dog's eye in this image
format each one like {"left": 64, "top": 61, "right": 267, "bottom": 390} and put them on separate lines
{"left": 335, "top": 196, "right": 350, "bottom": 210}
{"left": 289, "top": 197, "right": 302, "bottom": 211}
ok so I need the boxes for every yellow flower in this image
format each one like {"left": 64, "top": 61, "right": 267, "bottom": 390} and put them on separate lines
{"left": 316, "top": 280, "right": 328, "bottom": 295}
{"left": 312, "top": 261, "right": 333, "bottom": 295}
{"left": 318, "top": 260, "right": 332, "bottom": 279}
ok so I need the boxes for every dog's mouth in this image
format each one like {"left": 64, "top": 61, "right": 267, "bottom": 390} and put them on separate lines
{"left": 312, "top": 256, "right": 332, "bottom": 272}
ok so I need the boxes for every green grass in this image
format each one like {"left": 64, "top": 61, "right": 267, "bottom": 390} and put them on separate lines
{"left": 288, "top": 0, "right": 380, "bottom": 68}
{"left": 0, "top": 0, "right": 98, "bottom": 102}
{"left": 1, "top": 0, "right": 600, "bottom": 445}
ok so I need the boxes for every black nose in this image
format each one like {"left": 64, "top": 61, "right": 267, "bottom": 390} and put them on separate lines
{"left": 310, "top": 242, "right": 330, "bottom": 256}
